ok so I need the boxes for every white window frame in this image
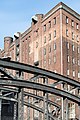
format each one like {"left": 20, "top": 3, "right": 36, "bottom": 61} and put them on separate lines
{"left": 49, "top": 21, "right": 51, "bottom": 28}
{"left": 76, "top": 23, "right": 79, "bottom": 30}
{"left": 78, "top": 72, "right": 80, "bottom": 78}
{"left": 73, "top": 70, "right": 75, "bottom": 77}
{"left": 67, "top": 55, "right": 69, "bottom": 63}
{"left": 76, "top": 35, "right": 79, "bottom": 42}
{"left": 49, "top": 33, "right": 51, "bottom": 40}
{"left": 54, "top": 56, "right": 56, "bottom": 63}
{"left": 54, "top": 30, "right": 56, "bottom": 38}
{"left": 54, "top": 17, "right": 56, "bottom": 25}
{"left": 67, "top": 42, "right": 69, "bottom": 49}
{"left": 72, "top": 32, "right": 74, "bottom": 40}
{"left": 72, "top": 20, "right": 74, "bottom": 27}
{"left": 67, "top": 69, "right": 69, "bottom": 76}
{"left": 49, "top": 58, "right": 51, "bottom": 64}
{"left": 44, "top": 25, "right": 46, "bottom": 32}
{"left": 54, "top": 43, "right": 56, "bottom": 50}
{"left": 72, "top": 58, "right": 75, "bottom": 64}
{"left": 44, "top": 36, "right": 46, "bottom": 43}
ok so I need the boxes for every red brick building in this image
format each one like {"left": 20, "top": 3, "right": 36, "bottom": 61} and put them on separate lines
{"left": 0, "top": 2, "right": 80, "bottom": 120}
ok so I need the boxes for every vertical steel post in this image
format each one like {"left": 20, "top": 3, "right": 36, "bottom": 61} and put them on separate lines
{"left": 65, "top": 84, "right": 68, "bottom": 120}
{"left": 78, "top": 89, "right": 80, "bottom": 120}
{"left": 61, "top": 97, "right": 64, "bottom": 120}
{"left": 78, "top": 104, "right": 80, "bottom": 120}
{"left": 21, "top": 89, "right": 24, "bottom": 120}
{"left": 18, "top": 88, "right": 21, "bottom": 120}
{"left": 43, "top": 77, "right": 48, "bottom": 120}
{"left": 18, "top": 70, "right": 24, "bottom": 120}
{"left": 61, "top": 84, "right": 64, "bottom": 120}
{"left": 65, "top": 98, "right": 68, "bottom": 120}
{"left": 27, "top": 96, "right": 30, "bottom": 120}
{"left": 0, "top": 91, "right": 2, "bottom": 120}
{"left": 14, "top": 93, "right": 17, "bottom": 120}
{"left": 33, "top": 75, "right": 37, "bottom": 119}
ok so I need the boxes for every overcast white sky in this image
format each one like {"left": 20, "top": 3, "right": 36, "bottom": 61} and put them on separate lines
{"left": 0, "top": 0, "right": 80, "bottom": 49}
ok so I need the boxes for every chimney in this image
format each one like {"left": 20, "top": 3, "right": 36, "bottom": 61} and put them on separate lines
{"left": 4, "top": 36, "right": 13, "bottom": 53}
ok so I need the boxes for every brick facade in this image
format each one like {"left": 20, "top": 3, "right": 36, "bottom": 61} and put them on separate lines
{"left": 0, "top": 2, "right": 80, "bottom": 119}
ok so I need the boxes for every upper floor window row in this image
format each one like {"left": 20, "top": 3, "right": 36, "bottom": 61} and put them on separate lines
{"left": 44, "top": 31, "right": 56, "bottom": 43}
{"left": 43, "top": 17, "right": 56, "bottom": 32}
{"left": 66, "top": 16, "right": 79, "bottom": 30}
{"left": 66, "top": 29, "right": 80, "bottom": 42}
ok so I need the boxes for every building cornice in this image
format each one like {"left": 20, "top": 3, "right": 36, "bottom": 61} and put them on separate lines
{"left": 62, "top": 3, "right": 80, "bottom": 20}
{"left": 21, "top": 27, "right": 32, "bottom": 39}
{"left": 42, "top": 2, "right": 80, "bottom": 22}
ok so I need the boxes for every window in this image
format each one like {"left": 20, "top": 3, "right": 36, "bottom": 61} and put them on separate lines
{"left": 44, "top": 36, "right": 46, "bottom": 43}
{"left": 49, "top": 58, "right": 51, "bottom": 64}
{"left": 66, "top": 16, "right": 68, "bottom": 24}
{"left": 67, "top": 55, "right": 69, "bottom": 62}
{"left": 73, "top": 70, "right": 75, "bottom": 77}
{"left": 78, "top": 59, "right": 80, "bottom": 66}
{"left": 49, "top": 46, "right": 51, "bottom": 53}
{"left": 29, "top": 46, "right": 30, "bottom": 53}
{"left": 76, "top": 35, "right": 79, "bottom": 42}
{"left": 49, "top": 21, "right": 51, "bottom": 28}
{"left": 54, "top": 17, "right": 56, "bottom": 25}
{"left": 71, "top": 20, "right": 74, "bottom": 27}
{"left": 53, "top": 43, "right": 56, "bottom": 50}
{"left": 49, "top": 33, "right": 51, "bottom": 40}
{"left": 54, "top": 56, "right": 56, "bottom": 63}
{"left": 44, "top": 25, "right": 46, "bottom": 32}
{"left": 72, "top": 58, "right": 75, "bottom": 64}
{"left": 78, "top": 47, "right": 80, "bottom": 53}
{"left": 36, "top": 42, "right": 38, "bottom": 48}
{"left": 54, "top": 30, "right": 56, "bottom": 38}
{"left": 72, "top": 45, "right": 74, "bottom": 51}
{"left": 44, "top": 60, "right": 46, "bottom": 64}
{"left": 44, "top": 48, "right": 46, "bottom": 55}
{"left": 72, "top": 32, "right": 74, "bottom": 40}
{"left": 78, "top": 71, "right": 80, "bottom": 78}
{"left": 76, "top": 23, "right": 79, "bottom": 30}
{"left": 44, "top": 58, "right": 46, "bottom": 68}
{"left": 66, "top": 29, "right": 68, "bottom": 37}
{"left": 67, "top": 42, "right": 69, "bottom": 49}
{"left": 67, "top": 69, "right": 69, "bottom": 76}
{"left": 16, "top": 45, "right": 19, "bottom": 55}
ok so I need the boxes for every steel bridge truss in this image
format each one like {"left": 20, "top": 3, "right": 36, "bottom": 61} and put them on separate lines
{"left": 0, "top": 58, "right": 80, "bottom": 120}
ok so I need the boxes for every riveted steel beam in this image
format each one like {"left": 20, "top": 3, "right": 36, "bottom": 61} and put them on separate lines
{"left": 0, "top": 78, "right": 80, "bottom": 104}
{"left": 0, "top": 86, "right": 18, "bottom": 93}
{"left": 0, "top": 59, "right": 80, "bottom": 88}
